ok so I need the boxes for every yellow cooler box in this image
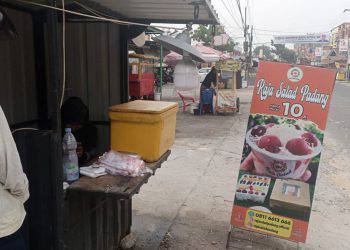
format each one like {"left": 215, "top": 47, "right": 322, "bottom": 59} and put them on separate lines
{"left": 109, "top": 100, "right": 178, "bottom": 162}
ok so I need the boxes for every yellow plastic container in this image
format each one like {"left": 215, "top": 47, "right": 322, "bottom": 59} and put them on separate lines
{"left": 109, "top": 100, "right": 178, "bottom": 162}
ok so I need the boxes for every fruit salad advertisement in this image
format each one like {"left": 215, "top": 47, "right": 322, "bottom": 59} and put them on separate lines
{"left": 231, "top": 61, "right": 336, "bottom": 243}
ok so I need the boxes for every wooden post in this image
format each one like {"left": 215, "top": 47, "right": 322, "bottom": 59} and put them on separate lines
{"left": 232, "top": 70, "right": 237, "bottom": 95}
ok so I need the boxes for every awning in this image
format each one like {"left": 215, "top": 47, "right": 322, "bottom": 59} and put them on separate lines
{"left": 93, "top": 0, "right": 219, "bottom": 24}
{"left": 195, "top": 45, "right": 231, "bottom": 60}
{"left": 154, "top": 35, "right": 207, "bottom": 62}
{"left": 9, "top": 0, "right": 219, "bottom": 24}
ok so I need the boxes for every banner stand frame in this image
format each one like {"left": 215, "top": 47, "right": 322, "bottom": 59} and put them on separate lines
{"left": 226, "top": 224, "right": 305, "bottom": 249}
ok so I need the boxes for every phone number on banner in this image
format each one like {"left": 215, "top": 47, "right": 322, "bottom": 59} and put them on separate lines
{"left": 244, "top": 209, "right": 293, "bottom": 238}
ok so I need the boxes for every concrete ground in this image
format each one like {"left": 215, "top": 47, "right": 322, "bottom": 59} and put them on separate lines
{"left": 131, "top": 84, "right": 350, "bottom": 250}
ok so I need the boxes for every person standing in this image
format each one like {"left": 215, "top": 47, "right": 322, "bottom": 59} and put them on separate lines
{"left": 200, "top": 66, "right": 218, "bottom": 96}
{"left": 0, "top": 106, "right": 29, "bottom": 250}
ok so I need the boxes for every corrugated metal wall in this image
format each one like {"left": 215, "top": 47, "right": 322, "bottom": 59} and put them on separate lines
{"left": 0, "top": 9, "right": 122, "bottom": 125}
{"left": 0, "top": 8, "right": 38, "bottom": 125}
{"left": 0, "top": 7, "right": 123, "bottom": 152}
{"left": 63, "top": 22, "right": 121, "bottom": 122}
{"left": 62, "top": 22, "right": 122, "bottom": 152}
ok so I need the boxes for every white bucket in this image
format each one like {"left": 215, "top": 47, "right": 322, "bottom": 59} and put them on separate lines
{"left": 154, "top": 92, "right": 161, "bottom": 101}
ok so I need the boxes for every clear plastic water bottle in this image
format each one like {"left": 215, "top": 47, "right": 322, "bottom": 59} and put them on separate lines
{"left": 62, "top": 128, "right": 79, "bottom": 182}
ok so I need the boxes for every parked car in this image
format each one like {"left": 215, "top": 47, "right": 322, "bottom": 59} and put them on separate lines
{"left": 198, "top": 67, "right": 211, "bottom": 83}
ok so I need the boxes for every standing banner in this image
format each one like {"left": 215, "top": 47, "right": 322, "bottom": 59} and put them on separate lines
{"left": 231, "top": 61, "right": 336, "bottom": 243}
{"left": 314, "top": 47, "right": 323, "bottom": 57}
{"left": 339, "top": 39, "right": 349, "bottom": 52}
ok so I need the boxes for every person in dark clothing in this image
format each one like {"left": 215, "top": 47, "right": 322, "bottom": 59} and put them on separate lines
{"left": 236, "top": 69, "right": 242, "bottom": 89}
{"left": 200, "top": 66, "right": 218, "bottom": 95}
{"left": 61, "top": 97, "right": 97, "bottom": 165}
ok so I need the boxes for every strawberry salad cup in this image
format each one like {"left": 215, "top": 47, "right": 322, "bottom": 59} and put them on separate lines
{"left": 242, "top": 123, "right": 322, "bottom": 182}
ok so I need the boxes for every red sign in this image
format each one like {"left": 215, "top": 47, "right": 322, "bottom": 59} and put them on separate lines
{"left": 231, "top": 61, "right": 336, "bottom": 243}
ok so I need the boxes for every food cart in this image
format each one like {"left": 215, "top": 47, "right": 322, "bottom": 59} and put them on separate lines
{"left": 129, "top": 54, "right": 159, "bottom": 100}
{"left": 215, "top": 60, "right": 241, "bottom": 114}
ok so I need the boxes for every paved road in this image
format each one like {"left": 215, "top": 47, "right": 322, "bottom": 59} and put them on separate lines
{"left": 132, "top": 85, "right": 350, "bottom": 250}
{"left": 327, "top": 81, "right": 350, "bottom": 147}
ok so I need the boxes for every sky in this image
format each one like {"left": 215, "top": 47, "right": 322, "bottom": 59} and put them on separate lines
{"left": 211, "top": 0, "right": 350, "bottom": 47}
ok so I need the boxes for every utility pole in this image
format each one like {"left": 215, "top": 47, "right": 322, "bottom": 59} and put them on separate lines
{"left": 236, "top": 0, "right": 251, "bottom": 84}
{"left": 243, "top": 6, "right": 248, "bottom": 58}
{"left": 249, "top": 26, "right": 253, "bottom": 66}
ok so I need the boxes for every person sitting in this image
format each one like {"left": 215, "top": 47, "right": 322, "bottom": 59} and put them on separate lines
{"left": 61, "top": 97, "right": 97, "bottom": 165}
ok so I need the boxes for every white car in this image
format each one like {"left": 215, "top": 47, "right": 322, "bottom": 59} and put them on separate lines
{"left": 198, "top": 67, "right": 211, "bottom": 83}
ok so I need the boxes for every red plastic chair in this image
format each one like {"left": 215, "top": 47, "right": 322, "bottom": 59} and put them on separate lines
{"left": 177, "top": 91, "right": 195, "bottom": 112}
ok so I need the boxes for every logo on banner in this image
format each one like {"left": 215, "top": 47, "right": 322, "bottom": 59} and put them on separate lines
{"left": 287, "top": 67, "right": 303, "bottom": 82}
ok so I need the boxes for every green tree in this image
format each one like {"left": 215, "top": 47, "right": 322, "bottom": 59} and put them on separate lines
{"left": 254, "top": 45, "right": 273, "bottom": 60}
{"left": 191, "top": 24, "right": 214, "bottom": 46}
{"left": 271, "top": 41, "right": 297, "bottom": 63}
{"left": 190, "top": 25, "right": 236, "bottom": 52}
{"left": 215, "top": 40, "right": 236, "bottom": 52}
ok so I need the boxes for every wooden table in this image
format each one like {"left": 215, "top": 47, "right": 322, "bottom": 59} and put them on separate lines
{"left": 64, "top": 151, "right": 171, "bottom": 250}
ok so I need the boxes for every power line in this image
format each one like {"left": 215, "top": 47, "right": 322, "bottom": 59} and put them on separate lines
{"left": 225, "top": 26, "right": 331, "bottom": 35}
{"left": 235, "top": 0, "right": 245, "bottom": 29}
{"left": 219, "top": 0, "right": 243, "bottom": 31}
{"left": 218, "top": 12, "right": 241, "bottom": 39}
{"left": 227, "top": 0, "right": 244, "bottom": 30}
{"left": 247, "top": 0, "right": 252, "bottom": 26}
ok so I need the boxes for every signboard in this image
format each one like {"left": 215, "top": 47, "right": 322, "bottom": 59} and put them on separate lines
{"left": 339, "top": 39, "right": 349, "bottom": 52}
{"left": 231, "top": 61, "right": 336, "bottom": 243}
{"left": 218, "top": 60, "right": 241, "bottom": 72}
{"left": 213, "top": 34, "right": 230, "bottom": 46}
{"left": 315, "top": 47, "right": 323, "bottom": 57}
{"left": 273, "top": 34, "right": 330, "bottom": 44}
{"left": 259, "top": 49, "right": 264, "bottom": 59}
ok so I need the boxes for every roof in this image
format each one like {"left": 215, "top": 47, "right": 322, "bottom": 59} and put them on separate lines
{"left": 195, "top": 44, "right": 222, "bottom": 56}
{"left": 9, "top": 0, "right": 219, "bottom": 24}
{"left": 194, "top": 45, "right": 231, "bottom": 60}
{"left": 146, "top": 26, "right": 164, "bottom": 35}
{"left": 100, "top": 0, "right": 219, "bottom": 24}
{"left": 153, "top": 35, "right": 208, "bottom": 62}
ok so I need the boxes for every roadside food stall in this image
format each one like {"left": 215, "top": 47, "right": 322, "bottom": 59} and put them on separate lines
{"left": 215, "top": 60, "right": 241, "bottom": 114}
{"left": 129, "top": 54, "right": 159, "bottom": 100}
{"left": 0, "top": 1, "right": 219, "bottom": 250}
{"left": 335, "top": 61, "right": 348, "bottom": 80}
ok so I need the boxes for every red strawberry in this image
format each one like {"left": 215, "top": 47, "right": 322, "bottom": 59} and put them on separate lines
{"left": 258, "top": 135, "right": 282, "bottom": 153}
{"left": 286, "top": 138, "right": 312, "bottom": 156}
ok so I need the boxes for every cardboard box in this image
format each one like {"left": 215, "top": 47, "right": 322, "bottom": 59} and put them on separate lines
{"left": 270, "top": 179, "right": 311, "bottom": 214}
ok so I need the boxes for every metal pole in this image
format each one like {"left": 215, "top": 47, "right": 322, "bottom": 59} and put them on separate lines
{"left": 347, "top": 38, "right": 350, "bottom": 80}
{"left": 46, "top": 1, "right": 63, "bottom": 249}
{"left": 244, "top": 6, "right": 248, "bottom": 86}
{"left": 160, "top": 44, "right": 164, "bottom": 98}
{"left": 47, "top": 0, "right": 61, "bottom": 132}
